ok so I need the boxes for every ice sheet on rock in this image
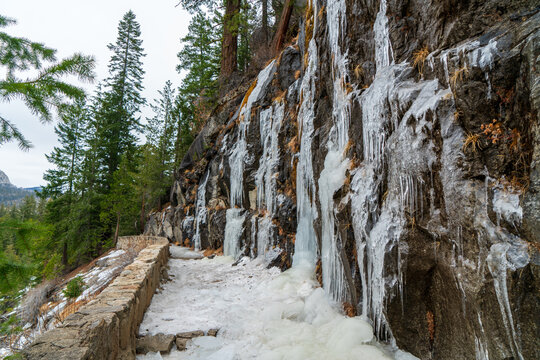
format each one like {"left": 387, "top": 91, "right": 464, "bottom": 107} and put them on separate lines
{"left": 492, "top": 185, "right": 522, "bottom": 227}
{"left": 138, "top": 257, "right": 393, "bottom": 360}
{"left": 224, "top": 208, "right": 245, "bottom": 258}
{"left": 317, "top": 0, "right": 356, "bottom": 302}
{"left": 293, "top": 38, "right": 319, "bottom": 268}
{"left": 193, "top": 171, "right": 210, "bottom": 251}
{"left": 228, "top": 60, "right": 277, "bottom": 208}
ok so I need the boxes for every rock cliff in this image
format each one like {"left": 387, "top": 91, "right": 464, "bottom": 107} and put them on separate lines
{"left": 145, "top": 1, "right": 539, "bottom": 358}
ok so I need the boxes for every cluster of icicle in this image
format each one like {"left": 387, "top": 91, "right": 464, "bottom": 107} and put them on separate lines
{"left": 188, "top": 0, "right": 529, "bottom": 358}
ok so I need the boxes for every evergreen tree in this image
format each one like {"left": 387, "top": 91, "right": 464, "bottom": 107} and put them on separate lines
{"left": 93, "top": 10, "right": 146, "bottom": 186}
{"left": 173, "top": 95, "right": 196, "bottom": 166}
{"left": 42, "top": 98, "right": 90, "bottom": 265}
{"left": 178, "top": 0, "right": 240, "bottom": 78}
{"left": 105, "top": 154, "right": 139, "bottom": 244}
{"left": 88, "top": 11, "right": 146, "bottom": 246}
{"left": 136, "top": 81, "right": 178, "bottom": 229}
{"left": 0, "top": 14, "right": 95, "bottom": 150}
{"left": 42, "top": 98, "right": 90, "bottom": 198}
{"left": 177, "top": 11, "right": 221, "bottom": 119}
{"left": 237, "top": 1, "right": 256, "bottom": 72}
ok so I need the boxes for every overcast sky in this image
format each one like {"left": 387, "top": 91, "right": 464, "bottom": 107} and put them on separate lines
{"left": 0, "top": 1, "right": 192, "bottom": 187}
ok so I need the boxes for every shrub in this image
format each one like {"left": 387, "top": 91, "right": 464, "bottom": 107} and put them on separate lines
{"left": 18, "top": 280, "right": 55, "bottom": 324}
{"left": 62, "top": 276, "right": 85, "bottom": 300}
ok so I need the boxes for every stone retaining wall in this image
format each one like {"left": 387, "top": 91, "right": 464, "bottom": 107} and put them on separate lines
{"left": 23, "top": 237, "right": 169, "bottom": 360}
{"left": 117, "top": 235, "right": 168, "bottom": 253}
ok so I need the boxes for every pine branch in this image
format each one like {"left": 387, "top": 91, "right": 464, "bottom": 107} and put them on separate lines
{"left": 0, "top": 114, "right": 32, "bottom": 150}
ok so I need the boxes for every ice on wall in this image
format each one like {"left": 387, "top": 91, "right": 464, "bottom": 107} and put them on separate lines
{"left": 253, "top": 102, "right": 284, "bottom": 256}
{"left": 224, "top": 60, "right": 277, "bottom": 257}
{"left": 224, "top": 208, "right": 245, "bottom": 259}
{"left": 318, "top": 0, "right": 354, "bottom": 302}
{"left": 293, "top": 37, "right": 319, "bottom": 268}
{"left": 193, "top": 171, "right": 210, "bottom": 251}
{"left": 228, "top": 60, "right": 276, "bottom": 207}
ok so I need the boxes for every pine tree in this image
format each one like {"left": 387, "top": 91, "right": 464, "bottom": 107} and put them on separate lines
{"left": 41, "top": 98, "right": 90, "bottom": 265}
{"left": 137, "top": 81, "right": 178, "bottom": 229}
{"left": 42, "top": 98, "right": 90, "bottom": 198}
{"left": 178, "top": 0, "right": 240, "bottom": 78}
{"left": 93, "top": 10, "right": 146, "bottom": 186}
{"left": 237, "top": 1, "right": 256, "bottom": 72}
{"left": 177, "top": 11, "right": 221, "bottom": 108}
{"left": 88, "top": 11, "right": 146, "bottom": 246}
{"left": 0, "top": 14, "right": 95, "bottom": 150}
{"left": 105, "top": 154, "right": 139, "bottom": 244}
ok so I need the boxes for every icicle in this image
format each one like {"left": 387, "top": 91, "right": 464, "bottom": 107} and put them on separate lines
{"left": 486, "top": 243, "right": 525, "bottom": 360}
{"left": 317, "top": 0, "right": 355, "bottom": 301}
{"left": 224, "top": 60, "right": 276, "bottom": 256}
{"left": 224, "top": 208, "right": 245, "bottom": 259}
{"left": 293, "top": 38, "right": 319, "bottom": 267}
{"left": 255, "top": 103, "right": 284, "bottom": 215}
{"left": 228, "top": 60, "right": 277, "bottom": 208}
{"left": 374, "top": 0, "right": 394, "bottom": 70}
{"left": 193, "top": 171, "right": 210, "bottom": 251}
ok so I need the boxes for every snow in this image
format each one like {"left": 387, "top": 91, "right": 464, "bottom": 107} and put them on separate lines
{"left": 138, "top": 256, "right": 394, "bottom": 360}
{"left": 169, "top": 246, "right": 204, "bottom": 260}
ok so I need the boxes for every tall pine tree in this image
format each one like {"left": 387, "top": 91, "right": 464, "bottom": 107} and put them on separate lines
{"left": 137, "top": 81, "right": 178, "bottom": 230}
{"left": 43, "top": 98, "right": 90, "bottom": 198}
{"left": 90, "top": 11, "right": 146, "bottom": 245}
{"left": 42, "top": 98, "right": 90, "bottom": 265}
{"left": 93, "top": 10, "right": 146, "bottom": 187}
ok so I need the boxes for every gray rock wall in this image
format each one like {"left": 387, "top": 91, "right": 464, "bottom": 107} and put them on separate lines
{"left": 145, "top": 1, "right": 539, "bottom": 358}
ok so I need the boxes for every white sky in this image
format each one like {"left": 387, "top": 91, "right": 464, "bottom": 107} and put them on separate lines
{"left": 0, "top": 1, "right": 192, "bottom": 187}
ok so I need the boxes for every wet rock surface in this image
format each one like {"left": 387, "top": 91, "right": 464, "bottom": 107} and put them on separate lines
{"left": 145, "top": 1, "right": 539, "bottom": 359}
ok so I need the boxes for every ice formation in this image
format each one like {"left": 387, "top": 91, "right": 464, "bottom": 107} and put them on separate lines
{"left": 192, "top": 171, "right": 210, "bottom": 251}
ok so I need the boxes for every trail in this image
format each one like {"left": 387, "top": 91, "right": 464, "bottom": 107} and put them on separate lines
{"left": 137, "top": 250, "right": 412, "bottom": 360}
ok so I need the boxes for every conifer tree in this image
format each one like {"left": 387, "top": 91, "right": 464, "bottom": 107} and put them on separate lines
{"left": 178, "top": 0, "right": 240, "bottom": 78}
{"left": 137, "top": 81, "right": 178, "bottom": 229}
{"left": 88, "top": 11, "right": 145, "bottom": 245}
{"left": 105, "top": 154, "right": 139, "bottom": 245}
{"left": 93, "top": 10, "right": 146, "bottom": 186}
{"left": 42, "top": 98, "right": 90, "bottom": 198}
{"left": 0, "top": 14, "right": 95, "bottom": 150}
{"left": 177, "top": 11, "right": 221, "bottom": 127}
{"left": 42, "top": 98, "right": 90, "bottom": 265}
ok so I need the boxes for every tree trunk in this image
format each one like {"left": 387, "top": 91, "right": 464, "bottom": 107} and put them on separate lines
{"left": 113, "top": 213, "right": 120, "bottom": 247}
{"left": 140, "top": 193, "right": 146, "bottom": 233}
{"left": 262, "top": 0, "right": 269, "bottom": 43}
{"left": 62, "top": 240, "right": 68, "bottom": 266}
{"left": 272, "top": 0, "right": 294, "bottom": 55}
{"left": 221, "top": 0, "right": 240, "bottom": 78}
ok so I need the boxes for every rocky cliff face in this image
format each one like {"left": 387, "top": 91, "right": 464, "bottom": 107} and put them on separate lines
{"left": 145, "top": 1, "right": 539, "bottom": 358}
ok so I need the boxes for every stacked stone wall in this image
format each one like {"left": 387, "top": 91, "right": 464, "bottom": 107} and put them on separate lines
{"left": 23, "top": 237, "right": 169, "bottom": 360}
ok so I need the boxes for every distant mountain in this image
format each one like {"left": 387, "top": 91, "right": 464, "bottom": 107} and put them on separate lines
{"left": 0, "top": 170, "right": 10, "bottom": 185}
{"left": 0, "top": 170, "right": 38, "bottom": 205}
{"left": 24, "top": 186, "right": 43, "bottom": 193}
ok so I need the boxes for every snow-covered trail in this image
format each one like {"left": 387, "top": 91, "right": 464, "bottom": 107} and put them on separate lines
{"left": 137, "top": 252, "right": 413, "bottom": 360}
